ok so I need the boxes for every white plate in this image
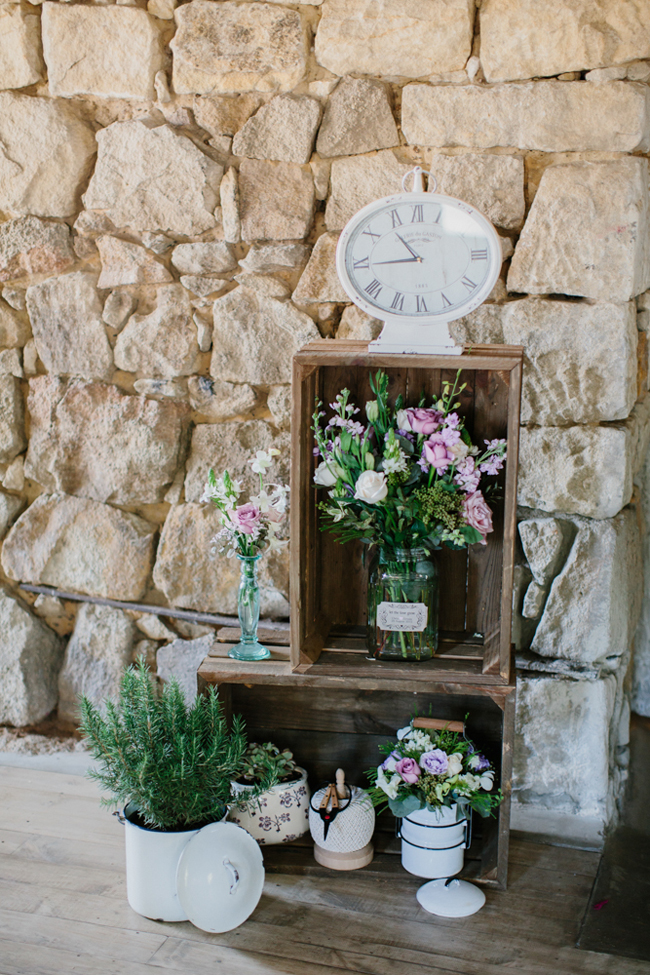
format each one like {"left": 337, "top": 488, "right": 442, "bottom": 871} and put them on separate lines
{"left": 176, "top": 822, "right": 264, "bottom": 933}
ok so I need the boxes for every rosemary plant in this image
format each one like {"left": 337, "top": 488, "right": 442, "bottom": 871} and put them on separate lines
{"left": 79, "top": 658, "right": 250, "bottom": 831}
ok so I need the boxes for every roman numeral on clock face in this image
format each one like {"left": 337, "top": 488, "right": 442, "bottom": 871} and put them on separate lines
{"left": 390, "top": 292, "right": 405, "bottom": 311}
{"left": 362, "top": 228, "right": 380, "bottom": 242}
{"left": 441, "top": 293, "right": 452, "bottom": 307}
{"left": 411, "top": 205, "right": 424, "bottom": 223}
{"left": 415, "top": 295, "right": 428, "bottom": 312}
{"left": 353, "top": 256, "right": 369, "bottom": 270}
{"left": 471, "top": 249, "right": 488, "bottom": 260}
{"left": 461, "top": 276, "right": 476, "bottom": 291}
{"left": 390, "top": 209, "right": 402, "bottom": 228}
{"left": 365, "top": 279, "right": 382, "bottom": 299}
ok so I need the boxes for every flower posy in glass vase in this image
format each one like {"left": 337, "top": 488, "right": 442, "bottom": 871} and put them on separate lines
{"left": 312, "top": 370, "right": 506, "bottom": 661}
{"left": 202, "top": 450, "right": 289, "bottom": 661}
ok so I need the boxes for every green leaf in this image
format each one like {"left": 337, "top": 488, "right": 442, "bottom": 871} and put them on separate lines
{"left": 388, "top": 794, "right": 423, "bottom": 817}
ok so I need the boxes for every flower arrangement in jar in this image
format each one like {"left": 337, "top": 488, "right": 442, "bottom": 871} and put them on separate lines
{"left": 312, "top": 370, "right": 506, "bottom": 660}
{"left": 202, "top": 449, "right": 289, "bottom": 661}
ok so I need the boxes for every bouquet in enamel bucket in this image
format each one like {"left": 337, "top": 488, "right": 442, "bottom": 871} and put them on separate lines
{"left": 312, "top": 371, "right": 506, "bottom": 661}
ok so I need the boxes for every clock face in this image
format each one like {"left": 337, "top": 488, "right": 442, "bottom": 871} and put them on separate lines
{"left": 336, "top": 192, "right": 501, "bottom": 323}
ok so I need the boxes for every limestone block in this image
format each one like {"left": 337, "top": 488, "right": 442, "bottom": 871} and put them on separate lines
{"left": 142, "top": 232, "right": 173, "bottom": 255}
{"left": 514, "top": 674, "right": 616, "bottom": 820}
{"left": 102, "top": 291, "right": 137, "bottom": 331}
{"left": 518, "top": 517, "right": 570, "bottom": 586}
{"left": 401, "top": 82, "right": 650, "bottom": 153}
{"left": 0, "top": 6, "right": 44, "bottom": 90}
{"left": 170, "top": 241, "right": 236, "bottom": 276}
{"left": 156, "top": 635, "right": 215, "bottom": 705}
{"left": 233, "top": 273, "right": 290, "bottom": 299}
{"left": 0, "top": 301, "right": 30, "bottom": 348}
{"left": 508, "top": 160, "right": 650, "bottom": 302}
{"left": 220, "top": 168, "right": 241, "bottom": 244}
{"left": 133, "top": 379, "right": 188, "bottom": 401}
{"left": 188, "top": 376, "right": 257, "bottom": 421}
{"left": 586, "top": 66, "right": 627, "bottom": 83}
{"left": 0, "top": 217, "right": 75, "bottom": 285}
{"left": 2, "top": 454, "right": 23, "bottom": 492}
{"left": 25, "top": 377, "right": 190, "bottom": 505}
{"left": 502, "top": 299, "right": 638, "bottom": 425}
{"left": 0, "top": 348, "right": 22, "bottom": 379}
{"left": 2, "top": 288, "right": 26, "bottom": 312}
{"left": 83, "top": 120, "right": 223, "bottom": 237}
{"left": 58, "top": 603, "right": 136, "bottom": 723}
{"left": 449, "top": 304, "right": 505, "bottom": 346}
{"left": 292, "top": 233, "right": 348, "bottom": 304}
{"left": 22, "top": 339, "right": 37, "bottom": 377}
{"left": 0, "top": 92, "right": 96, "bottom": 218}
{"left": 337, "top": 305, "right": 382, "bottom": 341}
{"left": 180, "top": 276, "right": 229, "bottom": 299}
{"left": 42, "top": 4, "right": 163, "bottom": 100}
{"left": 0, "top": 588, "right": 64, "bottom": 727}
{"left": 114, "top": 285, "right": 200, "bottom": 378}
{"left": 532, "top": 509, "right": 642, "bottom": 666}
{"left": 171, "top": 1, "right": 308, "bottom": 95}
{"left": 211, "top": 287, "right": 319, "bottom": 385}
{"left": 628, "top": 60, "right": 650, "bottom": 82}
{"left": 1, "top": 493, "right": 157, "bottom": 601}
{"left": 315, "top": 0, "right": 473, "bottom": 79}
{"left": 310, "top": 156, "right": 331, "bottom": 201}
{"left": 184, "top": 421, "right": 290, "bottom": 502}
{"left": 522, "top": 581, "right": 546, "bottom": 620}
{"left": 267, "top": 385, "right": 291, "bottom": 432}
{"left": 325, "top": 151, "right": 414, "bottom": 232}
{"left": 238, "top": 242, "right": 311, "bottom": 274}
{"left": 136, "top": 614, "right": 176, "bottom": 641}
{"left": 26, "top": 272, "right": 113, "bottom": 382}
{"left": 193, "top": 93, "right": 263, "bottom": 139}
{"left": 480, "top": 0, "right": 650, "bottom": 83}
{"left": 233, "top": 95, "right": 321, "bottom": 165}
{"left": 426, "top": 153, "right": 524, "bottom": 231}
{"left": 0, "top": 375, "right": 26, "bottom": 464}
{"left": 239, "top": 159, "right": 314, "bottom": 242}
{"left": 153, "top": 502, "right": 289, "bottom": 615}
{"left": 97, "top": 237, "right": 172, "bottom": 289}
{"left": 316, "top": 77, "right": 398, "bottom": 158}
{"left": 0, "top": 490, "right": 24, "bottom": 540}
{"left": 518, "top": 424, "right": 636, "bottom": 520}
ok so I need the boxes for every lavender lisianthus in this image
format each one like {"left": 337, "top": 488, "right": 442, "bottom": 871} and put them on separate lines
{"left": 381, "top": 750, "right": 401, "bottom": 773}
{"left": 420, "top": 749, "right": 449, "bottom": 775}
{"left": 469, "top": 753, "right": 490, "bottom": 772}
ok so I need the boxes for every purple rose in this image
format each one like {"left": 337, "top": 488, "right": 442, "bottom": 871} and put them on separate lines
{"left": 422, "top": 436, "right": 454, "bottom": 472}
{"left": 406, "top": 408, "right": 442, "bottom": 436}
{"left": 395, "top": 757, "right": 421, "bottom": 784}
{"left": 420, "top": 749, "right": 449, "bottom": 775}
{"left": 230, "top": 502, "right": 262, "bottom": 535}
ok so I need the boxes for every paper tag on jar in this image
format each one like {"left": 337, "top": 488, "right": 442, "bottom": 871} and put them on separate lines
{"left": 377, "top": 602, "right": 428, "bottom": 632}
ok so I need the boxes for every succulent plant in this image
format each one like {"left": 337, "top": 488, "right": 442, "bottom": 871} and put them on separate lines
{"left": 240, "top": 741, "right": 301, "bottom": 785}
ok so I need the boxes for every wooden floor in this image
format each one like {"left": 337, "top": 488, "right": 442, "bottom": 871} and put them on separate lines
{"left": 1, "top": 764, "right": 649, "bottom": 975}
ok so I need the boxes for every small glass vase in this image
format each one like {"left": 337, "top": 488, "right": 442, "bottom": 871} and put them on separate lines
{"left": 366, "top": 547, "right": 439, "bottom": 661}
{"left": 229, "top": 554, "right": 271, "bottom": 661}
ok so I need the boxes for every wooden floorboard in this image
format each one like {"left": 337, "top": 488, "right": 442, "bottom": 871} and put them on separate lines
{"left": 1, "top": 766, "right": 648, "bottom": 975}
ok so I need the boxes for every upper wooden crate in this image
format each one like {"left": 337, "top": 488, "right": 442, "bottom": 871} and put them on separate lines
{"left": 290, "top": 340, "right": 523, "bottom": 683}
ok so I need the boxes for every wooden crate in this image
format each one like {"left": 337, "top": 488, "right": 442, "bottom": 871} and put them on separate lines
{"left": 291, "top": 340, "right": 523, "bottom": 683}
{"left": 198, "top": 655, "right": 515, "bottom": 889}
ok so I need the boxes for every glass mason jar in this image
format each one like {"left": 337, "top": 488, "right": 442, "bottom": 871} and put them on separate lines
{"left": 229, "top": 554, "right": 271, "bottom": 661}
{"left": 366, "top": 547, "right": 439, "bottom": 661}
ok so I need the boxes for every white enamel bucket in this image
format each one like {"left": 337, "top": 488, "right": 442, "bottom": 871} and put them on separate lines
{"left": 399, "top": 803, "right": 468, "bottom": 879}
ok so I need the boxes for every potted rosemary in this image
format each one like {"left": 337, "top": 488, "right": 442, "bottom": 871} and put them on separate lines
{"left": 229, "top": 742, "right": 311, "bottom": 845}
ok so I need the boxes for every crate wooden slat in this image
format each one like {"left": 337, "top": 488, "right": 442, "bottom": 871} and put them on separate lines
{"left": 198, "top": 655, "right": 515, "bottom": 889}
{"left": 290, "top": 340, "right": 523, "bottom": 683}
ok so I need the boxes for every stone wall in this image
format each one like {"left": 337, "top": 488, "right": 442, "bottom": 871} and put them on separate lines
{"left": 0, "top": 0, "right": 648, "bottom": 843}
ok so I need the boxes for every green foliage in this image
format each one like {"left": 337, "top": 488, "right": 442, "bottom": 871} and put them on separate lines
{"left": 414, "top": 482, "right": 464, "bottom": 531}
{"left": 239, "top": 741, "right": 300, "bottom": 785}
{"left": 79, "top": 658, "right": 249, "bottom": 831}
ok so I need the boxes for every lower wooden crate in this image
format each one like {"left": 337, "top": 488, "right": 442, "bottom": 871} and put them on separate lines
{"left": 198, "top": 655, "right": 515, "bottom": 889}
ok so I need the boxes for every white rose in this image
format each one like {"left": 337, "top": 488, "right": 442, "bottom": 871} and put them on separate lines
{"left": 354, "top": 470, "right": 388, "bottom": 504}
{"left": 314, "top": 460, "right": 343, "bottom": 487}
{"left": 447, "top": 753, "right": 463, "bottom": 776}
{"left": 450, "top": 441, "right": 469, "bottom": 461}
{"left": 396, "top": 409, "right": 412, "bottom": 432}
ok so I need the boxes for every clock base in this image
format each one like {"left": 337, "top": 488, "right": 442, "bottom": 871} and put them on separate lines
{"left": 368, "top": 320, "right": 463, "bottom": 356}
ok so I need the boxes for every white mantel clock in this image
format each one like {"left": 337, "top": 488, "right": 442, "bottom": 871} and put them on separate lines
{"left": 335, "top": 167, "right": 502, "bottom": 354}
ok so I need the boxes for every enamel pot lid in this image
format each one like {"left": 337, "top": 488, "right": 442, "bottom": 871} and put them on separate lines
{"left": 176, "top": 822, "right": 265, "bottom": 933}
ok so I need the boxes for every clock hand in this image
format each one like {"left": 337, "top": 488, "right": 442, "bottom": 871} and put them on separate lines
{"left": 373, "top": 257, "right": 420, "bottom": 265}
{"left": 395, "top": 234, "right": 423, "bottom": 262}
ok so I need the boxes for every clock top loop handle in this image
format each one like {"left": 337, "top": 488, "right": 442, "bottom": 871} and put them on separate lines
{"left": 401, "top": 166, "right": 437, "bottom": 195}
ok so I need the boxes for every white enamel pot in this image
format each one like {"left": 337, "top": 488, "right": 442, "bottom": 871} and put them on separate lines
{"left": 399, "top": 803, "right": 468, "bottom": 880}
{"left": 229, "top": 768, "right": 310, "bottom": 845}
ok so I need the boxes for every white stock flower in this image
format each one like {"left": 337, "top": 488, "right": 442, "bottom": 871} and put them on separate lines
{"left": 376, "top": 769, "right": 401, "bottom": 799}
{"left": 251, "top": 449, "right": 279, "bottom": 474}
{"left": 447, "top": 753, "right": 463, "bottom": 776}
{"left": 408, "top": 730, "right": 433, "bottom": 751}
{"left": 396, "top": 409, "right": 411, "bottom": 432}
{"left": 354, "top": 470, "right": 388, "bottom": 504}
{"left": 314, "top": 460, "right": 344, "bottom": 487}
